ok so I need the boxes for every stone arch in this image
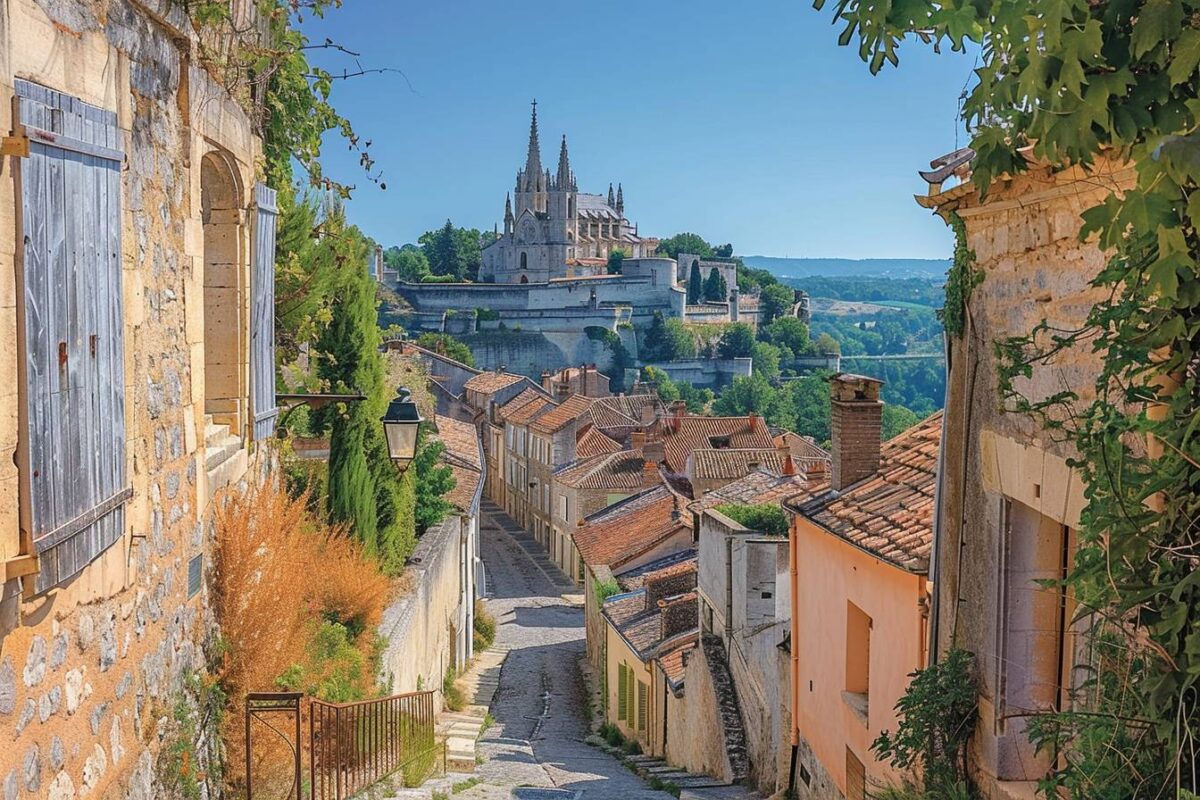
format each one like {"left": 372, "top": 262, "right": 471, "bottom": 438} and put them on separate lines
{"left": 200, "top": 149, "right": 247, "bottom": 437}
{"left": 520, "top": 274, "right": 529, "bottom": 284}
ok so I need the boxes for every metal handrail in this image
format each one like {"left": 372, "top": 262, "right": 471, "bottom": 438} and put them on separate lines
{"left": 309, "top": 690, "right": 437, "bottom": 800}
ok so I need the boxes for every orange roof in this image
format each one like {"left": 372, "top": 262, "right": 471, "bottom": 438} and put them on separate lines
{"left": 691, "top": 469, "right": 826, "bottom": 514}
{"left": 463, "top": 371, "right": 525, "bottom": 395}
{"left": 435, "top": 415, "right": 482, "bottom": 471}
{"left": 530, "top": 394, "right": 594, "bottom": 434}
{"left": 792, "top": 412, "right": 942, "bottom": 573}
{"left": 657, "top": 415, "right": 776, "bottom": 473}
{"left": 774, "top": 430, "right": 832, "bottom": 465}
{"left": 577, "top": 427, "right": 622, "bottom": 458}
{"left": 556, "top": 450, "right": 653, "bottom": 492}
{"left": 446, "top": 462, "right": 481, "bottom": 512}
{"left": 574, "top": 485, "right": 690, "bottom": 569}
{"left": 587, "top": 394, "right": 659, "bottom": 431}
{"left": 689, "top": 448, "right": 785, "bottom": 482}
{"left": 656, "top": 633, "right": 698, "bottom": 686}
{"left": 497, "top": 387, "right": 551, "bottom": 423}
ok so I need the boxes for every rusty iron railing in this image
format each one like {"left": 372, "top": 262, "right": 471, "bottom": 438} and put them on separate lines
{"left": 309, "top": 690, "right": 437, "bottom": 800}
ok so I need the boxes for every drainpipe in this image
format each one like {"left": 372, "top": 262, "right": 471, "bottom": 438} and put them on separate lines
{"left": 788, "top": 518, "right": 801, "bottom": 792}
{"left": 927, "top": 328, "right": 951, "bottom": 666}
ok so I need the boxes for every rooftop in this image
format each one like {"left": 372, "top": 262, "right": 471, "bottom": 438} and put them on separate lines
{"left": 576, "top": 426, "right": 622, "bottom": 459}
{"left": 689, "top": 448, "right": 786, "bottom": 482}
{"left": 530, "top": 394, "right": 594, "bottom": 434}
{"left": 656, "top": 414, "right": 776, "bottom": 474}
{"left": 464, "top": 370, "right": 526, "bottom": 395}
{"left": 555, "top": 449, "right": 653, "bottom": 492}
{"left": 497, "top": 387, "right": 553, "bottom": 424}
{"left": 435, "top": 415, "right": 483, "bottom": 511}
{"left": 690, "top": 468, "right": 825, "bottom": 514}
{"left": 575, "top": 484, "right": 690, "bottom": 569}
{"left": 790, "top": 412, "right": 942, "bottom": 573}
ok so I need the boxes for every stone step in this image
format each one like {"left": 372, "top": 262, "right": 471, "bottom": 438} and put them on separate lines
{"left": 205, "top": 435, "right": 242, "bottom": 471}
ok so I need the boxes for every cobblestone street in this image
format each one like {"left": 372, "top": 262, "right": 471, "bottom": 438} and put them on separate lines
{"left": 468, "top": 501, "right": 674, "bottom": 800}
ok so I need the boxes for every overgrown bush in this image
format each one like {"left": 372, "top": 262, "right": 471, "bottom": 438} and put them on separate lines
{"left": 442, "top": 666, "right": 466, "bottom": 712}
{"left": 872, "top": 648, "right": 977, "bottom": 797}
{"left": 473, "top": 600, "right": 496, "bottom": 652}
{"left": 213, "top": 482, "right": 391, "bottom": 796}
{"left": 600, "top": 722, "right": 625, "bottom": 748}
{"left": 715, "top": 503, "right": 790, "bottom": 537}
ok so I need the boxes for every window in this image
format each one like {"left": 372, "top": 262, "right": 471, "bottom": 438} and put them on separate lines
{"left": 845, "top": 749, "right": 866, "bottom": 800}
{"left": 15, "top": 81, "right": 130, "bottom": 593}
{"left": 845, "top": 601, "right": 871, "bottom": 723}
{"left": 617, "top": 664, "right": 629, "bottom": 721}
{"left": 520, "top": 251, "right": 528, "bottom": 269}
{"left": 559, "top": 494, "right": 569, "bottom": 521}
{"left": 637, "top": 680, "right": 649, "bottom": 731}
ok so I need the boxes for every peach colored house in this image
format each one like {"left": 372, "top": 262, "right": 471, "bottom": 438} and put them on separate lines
{"left": 785, "top": 375, "right": 941, "bottom": 800}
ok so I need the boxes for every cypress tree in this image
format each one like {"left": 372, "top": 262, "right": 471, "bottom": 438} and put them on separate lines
{"left": 704, "top": 267, "right": 727, "bottom": 302}
{"left": 687, "top": 260, "right": 703, "bottom": 304}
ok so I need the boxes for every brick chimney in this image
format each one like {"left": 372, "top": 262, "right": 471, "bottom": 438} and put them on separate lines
{"left": 645, "top": 566, "right": 697, "bottom": 612}
{"left": 642, "top": 461, "right": 660, "bottom": 488}
{"left": 643, "top": 433, "right": 665, "bottom": 466}
{"left": 659, "top": 593, "right": 699, "bottom": 640}
{"left": 640, "top": 399, "right": 657, "bottom": 428}
{"left": 829, "top": 374, "right": 884, "bottom": 491}
{"left": 631, "top": 431, "right": 647, "bottom": 449}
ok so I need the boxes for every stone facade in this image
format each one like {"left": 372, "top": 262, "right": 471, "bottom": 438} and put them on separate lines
{"left": 0, "top": 1, "right": 275, "bottom": 798}
{"left": 919, "top": 157, "right": 1127, "bottom": 797}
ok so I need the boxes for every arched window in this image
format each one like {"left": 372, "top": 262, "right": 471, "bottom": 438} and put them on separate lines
{"left": 520, "top": 251, "right": 528, "bottom": 269}
{"left": 201, "top": 152, "right": 246, "bottom": 437}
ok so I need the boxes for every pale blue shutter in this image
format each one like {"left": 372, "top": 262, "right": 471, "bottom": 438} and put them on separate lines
{"left": 250, "top": 182, "right": 278, "bottom": 440}
{"left": 15, "top": 80, "right": 129, "bottom": 593}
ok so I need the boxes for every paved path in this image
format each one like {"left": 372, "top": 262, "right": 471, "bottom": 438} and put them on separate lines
{"left": 460, "top": 501, "right": 674, "bottom": 800}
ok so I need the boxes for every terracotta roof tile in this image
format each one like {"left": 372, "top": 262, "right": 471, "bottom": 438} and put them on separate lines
{"left": 691, "top": 469, "right": 826, "bottom": 514}
{"left": 774, "top": 431, "right": 832, "bottom": 470}
{"left": 689, "top": 448, "right": 785, "bottom": 481}
{"left": 656, "top": 634, "right": 698, "bottom": 686}
{"left": 575, "top": 485, "right": 690, "bottom": 569}
{"left": 435, "top": 415, "right": 482, "bottom": 471}
{"left": 603, "top": 589, "right": 698, "bottom": 659}
{"left": 445, "top": 463, "right": 481, "bottom": 512}
{"left": 463, "top": 371, "right": 524, "bottom": 394}
{"left": 530, "top": 394, "right": 595, "bottom": 434}
{"left": 793, "top": 412, "right": 942, "bottom": 573}
{"left": 587, "top": 394, "right": 659, "bottom": 431}
{"left": 615, "top": 548, "right": 698, "bottom": 591}
{"left": 555, "top": 450, "right": 653, "bottom": 492}
{"left": 577, "top": 427, "right": 622, "bottom": 458}
{"left": 656, "top": 415, "right": 776, "bottom": 473}
{"left": 498, "top": 387, "right": 552, "bottom": 424}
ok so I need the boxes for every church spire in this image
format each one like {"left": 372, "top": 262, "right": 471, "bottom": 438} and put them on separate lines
{"left": 524, "top": 100, "right": 543, "bottom": 191}
{"left": 556, "top": 135, "right": 572, "bottom": 190}
{"left": 616, "top": 183, "right": 624, "bottom": 215}
{"left": 607, "top": 183, "right": 616, "bottom": 207}
{"left": 504, "top": 192, "right": 514, "bottom": 234}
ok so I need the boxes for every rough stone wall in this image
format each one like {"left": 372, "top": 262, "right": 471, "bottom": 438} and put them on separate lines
{"left": 932, "top": 159, "right": 1133, "bottom": 791}
{"left": 665, "top": 643, "right": 733, "bottom": 783}
{"left": 0, "top": 1, "right": 272, "bottom": 798}
{"left": 459, "top": 331, "right": 613, "bottom": 380}
{"left": 378, "top": 513, "right": 472, "bottom": 697}
{"left": 641, "top": 358, "right": 752, "bottom": 390}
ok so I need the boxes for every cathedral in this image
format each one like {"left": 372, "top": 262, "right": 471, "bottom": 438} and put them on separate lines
{"left": 479, "top": 102, "right": 655, "bottom": 284}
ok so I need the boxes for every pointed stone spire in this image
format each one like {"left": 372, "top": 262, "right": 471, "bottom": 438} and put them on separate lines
{"left": 616, "top": 183, "right": 624, "bottom": 215}
{"left": 524, "top": 100, "right": 542, "bottom": 190}
{"left": 607, "top": 183, "right": 616, "bottom": 207}
{"left": 556, "top": 135, "right": 572, "bottom": 190}
{"left": 504, "top": 192, "right": 514, "bottom": 233}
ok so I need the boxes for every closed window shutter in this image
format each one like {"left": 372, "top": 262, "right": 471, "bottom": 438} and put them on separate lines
{"left": 250, "top": 183, "right": 278, "bottom": 440}
{"left": 617, "top": 664, "right": 628, "bottom": 720}
{"left": 15, "top": 81, "right": 129, "bottom": 593}
{"left": 626, "top": 669, "right": 636, "bottom": 727}
{"left": 845, "top": 748, "right": 866, "bottom": 800}
{"left": 637, "top": 681, "right": 648, "bottom": 731}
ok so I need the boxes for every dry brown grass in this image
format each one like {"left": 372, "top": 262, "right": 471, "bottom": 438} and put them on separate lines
{"left": 213, "top": 481, "right": 392, "bottom": 796}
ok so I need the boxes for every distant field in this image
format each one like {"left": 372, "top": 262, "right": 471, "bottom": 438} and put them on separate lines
{"left": 743, "top": 255, "right": 950, "bottom": 279}
{"left": 871, "top": 300, "right": 939, "bottom": 312}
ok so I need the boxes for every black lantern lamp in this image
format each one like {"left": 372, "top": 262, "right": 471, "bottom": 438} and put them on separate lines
{"left": 381, "top": 387, "right": 424, "bottom": 472}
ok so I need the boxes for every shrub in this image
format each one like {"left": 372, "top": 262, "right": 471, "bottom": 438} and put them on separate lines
{"left": 443, "top": 666, "right": 466, "bottom": 712}
{"left": 600, "top": 722, "right": 625, "bottom": 748}
{"left": 213, "top": 482, "right": 391, "bottom": 796}
{"left": 715, "top": 503, "right": 790, "bottom": 537}
{"left": 473, "top": 600, "right": 496, "bottom": 651}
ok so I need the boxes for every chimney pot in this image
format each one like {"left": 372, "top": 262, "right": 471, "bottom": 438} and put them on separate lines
{"left": 829, "top": 373, "right": 884, "bottom": 491}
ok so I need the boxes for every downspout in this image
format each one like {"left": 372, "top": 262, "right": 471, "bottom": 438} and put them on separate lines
{"left": 788, "top": 517, "right": 801, "bottom": 792}
{"left": 927, "top": 327, "right": 950, "bottom": 666}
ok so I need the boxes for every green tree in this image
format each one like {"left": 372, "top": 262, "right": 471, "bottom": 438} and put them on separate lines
{"left": 275, "top": 193, "right": 341, "bottom": 364}
{"left": 763, "top": 316, "right": 814, "bottom": 356}
{"left": 415, "top": 333, "right": 475, "bottom": 367}
{"left": 712, "top": 243, "right": 734, "bottom": 258}
{"left": 607, "top": 249, "right": 626, "bottom": 275}
{"left": 813, "top": 332, "right": 840, "bottom": 355}
{"left": 703, "top": 267, "right": 728, "bottom": 302}
{"left": 657, "top": 232, "right": 713, "bottom": 260}
{"left": 781, "top": 375, "right": 832, "bottom": 444}
{"left": 714, "top": 503, "right": 790, "bottom": 537}
{"left": 717, "top": 323, "right": 756, "bottom": 359}
{"left": 759, "top": 283, "right": 796, "bottom": 325}
{"left": 712, "top": 374, "right": 776, "bottom": 418}
{"left": 687, "top": 259, "right": 703, "bottom": 304}
{"left": 751, "top": 341, "right": 782, "bottom": 380}
{"left": 384, "top": 245, "right": 431, "bottom": 283}
{"left": 881, "top": 404, "right": 921, "bottom": 440}
{"left": 412, "top": 428, "right": 454, "bottom": 534}
{"left": 420, "top": 220, "right": 463, "bottom": 280}
{"left": 640, "top": 313, "right": 696, "bottom": 362}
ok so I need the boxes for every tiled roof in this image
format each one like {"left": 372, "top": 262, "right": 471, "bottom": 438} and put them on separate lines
{"left": 615, "top": 548, "right": 698, "bottom": 591}
{"left": 435, "top": 415, "right": 482, "bottom": 471}
{"left": 530, "top": 394, "right": 594, "bottom": 434}
{"left": 689, "top": 448, "right": 785, "bottom": 481}
{"left": 656, "top": 633, "right": 698, "bottom": 686}
{"left": 586, "top": 393, "right": 660, "bottom": 432}
{"left": 446, "top": 463, "right": 481, "bottom": 512}
{"left": 555, "top": 450, "right": 652, "bottom": 492}
{"left": 792, "top": 412, "right": 942, "bottom": 573}
{"left": 657, "top": 415, "right": 776, "bottom": 474}
{"left": 463, "top": 371, "right": 524, "bottom": 395}
{"left": 498, "top": 387, "right": 551, "bottom": 423}
{"left": 577, "top": 427, "right": 622, "bottom": 458}
{"left": 690, "top": 469, "right": 825, "bottom": 514}
{"left": 774, "top": 431, "right": 832, "bottom": 465}
{"left": 603, "top": 588, "right": 699, "bottom": 660}
{"left": 574, "top": 484, "right": 690, "bottom": 569}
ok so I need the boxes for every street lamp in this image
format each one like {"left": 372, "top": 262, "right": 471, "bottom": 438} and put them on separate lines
{"left": 381, "top": 387, "right": 423, "bottom": 472}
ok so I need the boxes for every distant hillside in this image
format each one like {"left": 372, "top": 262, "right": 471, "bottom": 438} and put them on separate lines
{"left": 741, "top": 256, "right": 950, "bottom": 279}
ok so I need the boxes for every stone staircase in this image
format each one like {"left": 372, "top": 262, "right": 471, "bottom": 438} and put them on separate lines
{"left": 700, "top": 634, "right": 751, "bottom": 783}
{"left": 587, "top": 747, "right": 762, "bottom": 800}
{"left": 204, "top": 415, "right": 246, "bottom": 492}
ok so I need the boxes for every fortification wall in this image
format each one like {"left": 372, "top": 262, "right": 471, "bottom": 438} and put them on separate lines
{"left": 641, "top": 358, "right": 752, "bottom": 389}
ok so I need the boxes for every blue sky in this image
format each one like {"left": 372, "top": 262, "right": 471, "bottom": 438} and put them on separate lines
{"left": 303, "top": 1, "right": 976, "bottom": 259}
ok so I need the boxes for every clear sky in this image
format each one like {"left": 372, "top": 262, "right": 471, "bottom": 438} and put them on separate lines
{"left": 302, "top": 1, "right": 976, "bottom": 260}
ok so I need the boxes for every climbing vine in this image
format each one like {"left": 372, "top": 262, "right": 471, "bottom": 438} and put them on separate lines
{"left": 939, "top": 212, "right": 981, "bottom": 338}
{"left": 820, "top": 0, "right": 1200, "bottom": 794}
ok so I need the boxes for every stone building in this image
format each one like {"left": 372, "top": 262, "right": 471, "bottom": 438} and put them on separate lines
{"left": 481, "top": 103, "right": 655, "bottom": 284}
{"left": 916, "top": 151, "right": 1121, "bottom": 797}
{"left": 0, "top": 1, "right": 278, "bottom": 797}
{"left": 541, "top": 364, "right": 611, "bottom": 399}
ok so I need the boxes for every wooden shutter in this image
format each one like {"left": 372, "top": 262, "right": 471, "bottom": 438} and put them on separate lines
{"left": 14, "top": 81, "right": 129, "bottom": 593}
{"left": 617, "top": 664, "right": 628, "bottom": 721}
{"left": 636, "top": 680, "right": 648, "bottom": 731}
{"left": 250, "top": 182, "right": 278, "bottom": 440}
{"left": 845, "top": 748, "right": 866, "bottom": 800}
